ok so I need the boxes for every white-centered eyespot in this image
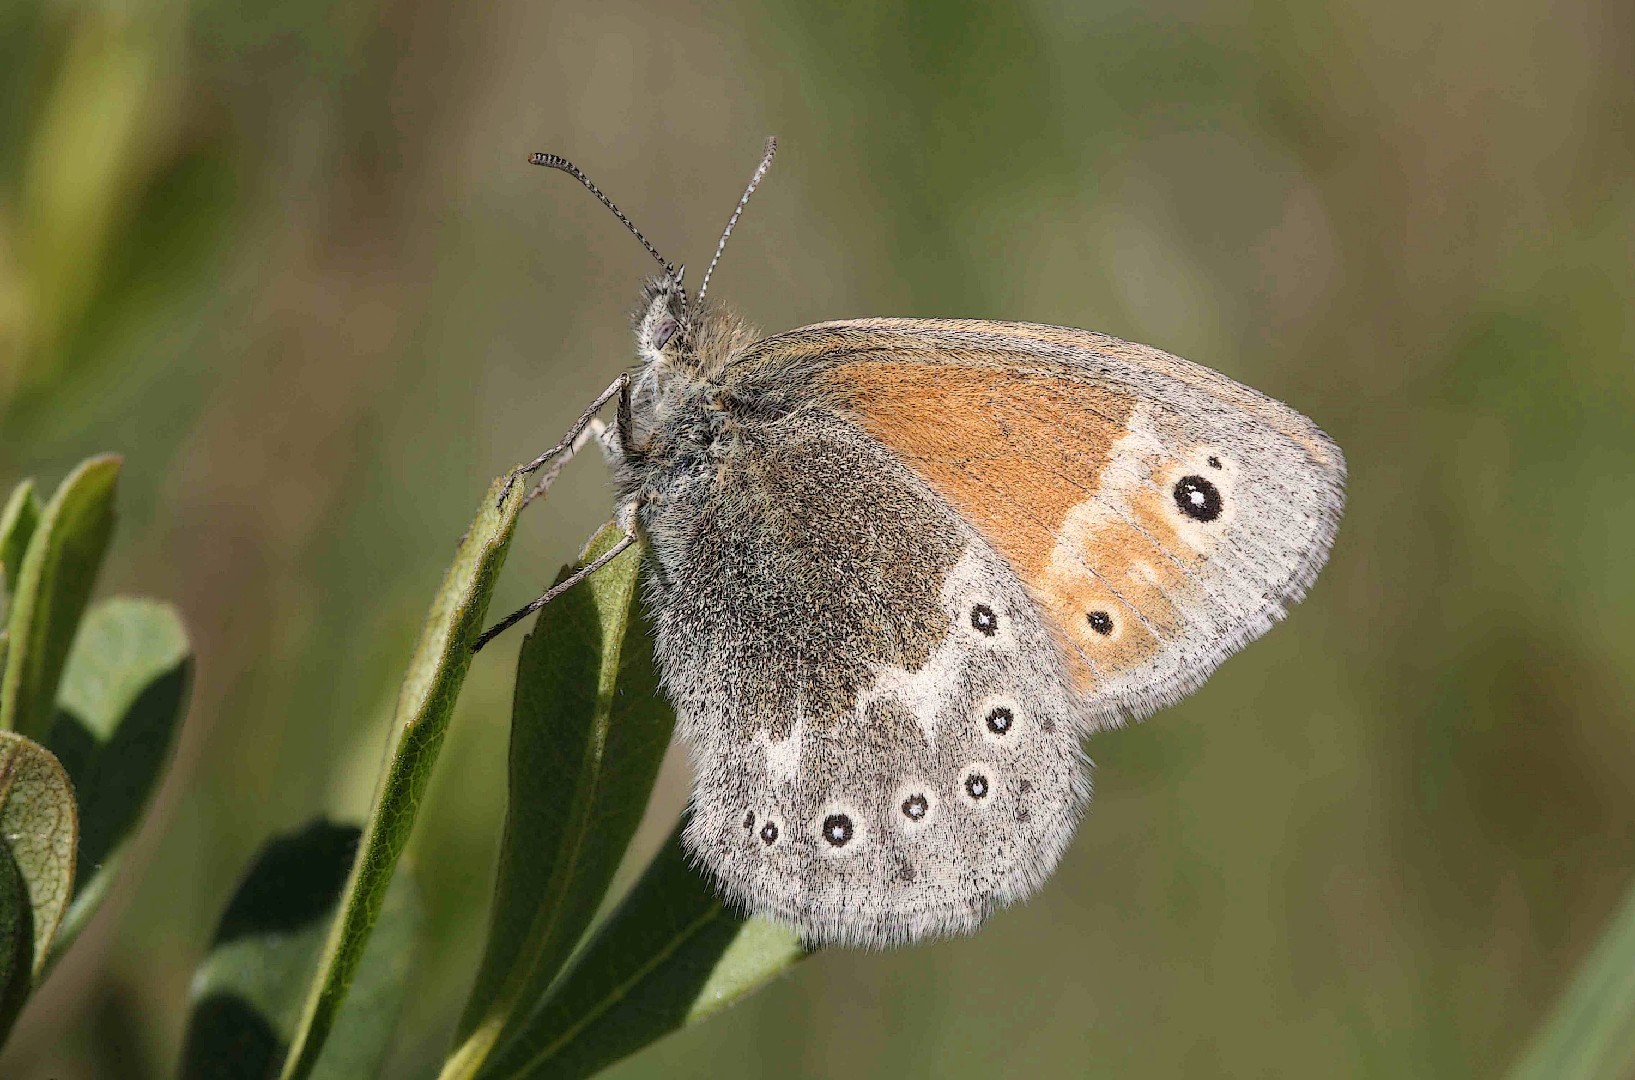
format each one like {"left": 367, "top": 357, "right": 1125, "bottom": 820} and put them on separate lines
{"left": 812, "top": 802, "right": 866, "bottom": 853}
{"left": 893, "top": 781, "right": 938, "bottom": 833}
{"left": 958, "top": 762, "right": 999, "bottom": 809}
{"left": 756, "top": 812, "right": 785, "bottom": 848}
{"left": 956, "top": 596, "right": 1016, "bottom": 648}
{"left": 974, "top": 694, "right": 1022, "bottom": 744}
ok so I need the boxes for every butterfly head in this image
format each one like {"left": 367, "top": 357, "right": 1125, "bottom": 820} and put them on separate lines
{"left": 635, "top": 267, "right": 691, "bottom": 368}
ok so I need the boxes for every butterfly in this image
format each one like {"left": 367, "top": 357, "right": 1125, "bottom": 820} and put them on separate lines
{"left": 480, "top": 138, "right": 1346, "bottom": 948}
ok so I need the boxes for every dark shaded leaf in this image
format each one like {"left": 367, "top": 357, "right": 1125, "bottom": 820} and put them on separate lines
{"left": 46, "top": 597, "right": 191, "bottom": 962}
{"left": 0, "top": 455, "right": 120, "bottom": 743}
{"left": 475, "top": 820, "right": 807, "bottom": 1080}
{"left": 276, "top": 474, "right": 523, "bottom": 1080}
{"left": 0, "top": 841, "right": 35, "bottom": 1046}
{"left": 181, "top": 820, "right": 423, "bottom": 1080}
{"left": 445, "top": 525, "right": 673, "bottom": 1076}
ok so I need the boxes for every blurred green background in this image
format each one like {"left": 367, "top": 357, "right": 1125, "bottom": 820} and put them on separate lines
{"left": 2, "top": 0, "right": 1632, "bottom": 1076}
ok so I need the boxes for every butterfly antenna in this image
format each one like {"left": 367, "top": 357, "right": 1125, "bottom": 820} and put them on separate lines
{"left": 696, "top": 136, "right": 777, "bottom": 307}
{"left": 529, "top": 151, "right": 674, "bottom": 276}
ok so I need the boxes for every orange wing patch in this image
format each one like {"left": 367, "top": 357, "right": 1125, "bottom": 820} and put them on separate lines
{"left": 828, "top": 356, "right": 1196, "bottom": 689}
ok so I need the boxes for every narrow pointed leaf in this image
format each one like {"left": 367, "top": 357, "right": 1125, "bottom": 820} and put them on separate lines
{"left": 277, "top": 474, "right": 524, "bottom": 1080}
{"left": 476, "top": 820, "right": 808, "bottom": 1080}
{"left": 181, "top": 821, "right": 423, "bottom": 1080}
{"left": 445, "top": 525, "right": 673, "bottom": 1078}
{"left": 46, "top": 597, "right": 191, "bottom": 962}
{"left": 0, "top": 840, "right": 35, "bottom": 1045}
{"left": 1507, "top": 880, "right": 1635, "bottom": 1080}
{"left": 0, "top": 478, "right": 41, "bottom": 682}
{"left": 1, "top": 455, "right": 120, "bottom": 743}
{"left": 0, "top": 731, "right": 77, "bottom": 979}
{"left": 0, "top": 479, "right": 41, "bottom": 597}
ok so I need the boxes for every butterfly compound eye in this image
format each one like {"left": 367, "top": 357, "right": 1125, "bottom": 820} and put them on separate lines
{"left": 1173, "top": 475, "right": 1224, "bottom": 522}
{"left": 653, "top": 317, "right": 679, "bottom": 350}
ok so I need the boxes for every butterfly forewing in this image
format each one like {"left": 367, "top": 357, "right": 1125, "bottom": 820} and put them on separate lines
{"left": 731, "top": 318, "right": 1347, "bottom": 727}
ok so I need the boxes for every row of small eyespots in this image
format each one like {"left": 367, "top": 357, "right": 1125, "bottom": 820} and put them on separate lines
{"left": 741, "top": 767, "right": 1035, "bottom": 850}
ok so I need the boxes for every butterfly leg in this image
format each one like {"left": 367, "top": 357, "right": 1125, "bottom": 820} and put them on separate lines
{"left": 472, "top": 522, "right": 638, "bottom": 652}
{"left": 497, "top": 372, "right": 629, "bottom": 508}
{"left": 520, "top": 417, "right": 610, "bottom": 509}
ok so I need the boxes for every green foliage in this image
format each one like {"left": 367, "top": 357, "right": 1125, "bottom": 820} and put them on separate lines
{"left": 474, "top": 821, "right": 807, "bottom": 1080}
{"left": 447, "top": 524, "right": 675, "bottom": 1076}
{"left": 277, "top": 474, "right": 526, "bottom": 1079}
{"left": 1, "top": 455, "right": 119, "bottom": 743}
{"left": 0, "top": 461, "right": 191, "bottom": 1054}
{"left": 180, "top": 821, "right": 422, "bottom": 1080}
{"left": 233, "top": 486, "right": 805, "bottom": 1078}
{"left": 0, "top": 732, "right": 74, "bottom": 987}
{"left": 1507, "top": 880, "right": 1635, "bottom": 1080}
{"left": 442, "top": 524, "right": 805, "bottom": 1079}
{"left": 0, "top": 843, "right": 33, "bottom": 1047}
{"left": 0, "top": 479, "right": 40, "bottom": 677}
{"left": 47, "top": 596, "right": 191, "bottom": 961}
{"left": 0, "top": 480, "right": 40, "bottom": 598}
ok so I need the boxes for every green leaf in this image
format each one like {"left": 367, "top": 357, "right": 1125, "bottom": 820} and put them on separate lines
{"left": 0, "top": 478, "right": 43, "bottom": 683}
{"left": 1, "top": 455, "right": 120, "bottom": 743}
{"left": 0, "top": 479, "right": 42, "bottom": 598}
{"left": 0, "top": 840, "right": 36, "bottom": 1046}
{"left": 0, "top": 731, "right": 78, "bottom": 981}
{"left": 45, "top": 597, "right": 191, "bottom": 963}
{"left": 180, "top": 820, "right": 423, "bottom": 1080}
{"left": 277, "top": 474, "right": 524, "bottom": 1080}
{"left": 1507, "top": 880, "right": 1635, "bottom": 1080}
{"left": 444, "top": 525, "right": 674, "bottom": 1078}
{"left": 474, "top": 820, "right": 808, "bottom": 1080}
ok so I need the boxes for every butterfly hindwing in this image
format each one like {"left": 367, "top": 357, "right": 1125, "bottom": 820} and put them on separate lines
{"left": 640, "top": 403, "right": 1089, "bottom": 947}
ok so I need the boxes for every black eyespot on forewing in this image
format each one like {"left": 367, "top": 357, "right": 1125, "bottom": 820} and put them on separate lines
{"left": 1087, "top": 610, "right": 1113, "bottom": 636}
{"left": 965, "top": 771, "right": 990, "bottom": 800}
{"left": 1173, "top": 475, "right": 1223, "bottom": 522}
{"left": 901, "top": 793, "right": 930, "bottom": 821}
{"left": 759, "top": 820, "right": 779, "bottom": 846}
{"left": 1207, "top": 455, "right": 1222, "bottom": 469}
{"left": 822, "top": 813, "right": 854, "bottom": 847}
{"left": 970, "top": 604, "right": 998, "bottom": 636}
{"left": 985, "top": 706, "right": 1014, "bottom": 735}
